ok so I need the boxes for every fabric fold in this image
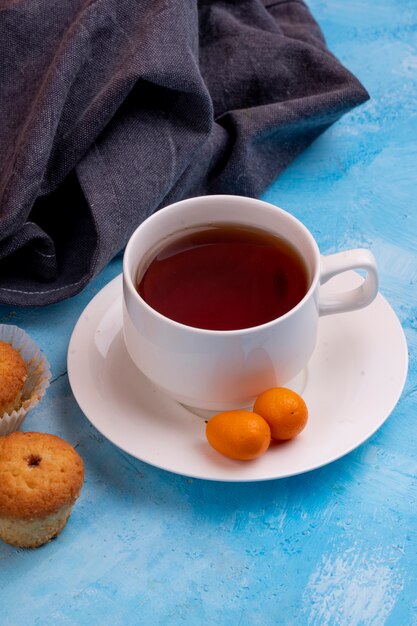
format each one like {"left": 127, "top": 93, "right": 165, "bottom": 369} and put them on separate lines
{"left": 0, "top": 0, "right": 368, "bottom": 305}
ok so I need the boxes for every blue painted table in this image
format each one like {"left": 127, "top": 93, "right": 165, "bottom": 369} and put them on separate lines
{"left": 1, "top": 1, "right": 416, "bottom": 624}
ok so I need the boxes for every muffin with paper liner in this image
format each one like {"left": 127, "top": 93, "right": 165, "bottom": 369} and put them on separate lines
{"left": 0, "top": 325, "right": 51, "bottom": 435}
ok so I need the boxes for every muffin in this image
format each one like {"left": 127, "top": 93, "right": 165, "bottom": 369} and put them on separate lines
{"left": 0, "top": 341, "right": 28, "bottom": 415}
{"left": 0, "top": 325, "right": 51, "bottom": 436}
{"left": 0, "top": 432, "right": 84, "bottom": 548}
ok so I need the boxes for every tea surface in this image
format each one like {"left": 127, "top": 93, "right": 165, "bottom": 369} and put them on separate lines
{"left": 137, "top": 224, "right": 308, "bottom": 330}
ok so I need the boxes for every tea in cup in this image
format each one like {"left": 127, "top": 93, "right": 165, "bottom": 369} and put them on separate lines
{"left": 123, "top": 195, "right": 378, "bottom": 411}
{"left": 137, "top": 222, "right": 309, "bottom": 331}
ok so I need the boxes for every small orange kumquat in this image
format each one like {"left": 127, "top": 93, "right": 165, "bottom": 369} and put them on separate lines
{"left": 205, "top": 410, "right": 271, "bottom": 461}
{"left": 253, "top": 387, "right": 308, "bottom": 441}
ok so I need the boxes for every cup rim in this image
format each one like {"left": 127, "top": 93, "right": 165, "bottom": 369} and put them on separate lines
{"left": 123, "top": 195, "right": 321, "bottom": 335}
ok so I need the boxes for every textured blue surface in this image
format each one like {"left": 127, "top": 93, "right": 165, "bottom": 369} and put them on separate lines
{"left": 1, "top": 1, "right": 416, "bottom": 624}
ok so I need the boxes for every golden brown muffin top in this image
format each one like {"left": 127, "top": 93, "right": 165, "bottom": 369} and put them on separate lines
{"left": 0, "top": 432, "right": 84, "bottom": 520}
{"left": 0, "top": 341, "right": 27, "bottom": 411}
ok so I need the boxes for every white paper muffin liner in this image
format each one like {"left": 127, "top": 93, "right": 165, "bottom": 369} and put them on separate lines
{"left": 0, "top": 325, "right": 51, "bottom": 436}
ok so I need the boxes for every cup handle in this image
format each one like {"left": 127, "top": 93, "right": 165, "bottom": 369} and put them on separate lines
{"left": 319, "top": 249, "right": 379, "bottom": 316}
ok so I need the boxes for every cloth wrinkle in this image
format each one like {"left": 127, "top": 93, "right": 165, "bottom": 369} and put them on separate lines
{"left": 0, "top": 0, "right": 369, "bottom": 305}
{"left": 93, "top": 143, "right": 122, "bottom": 257}
{"left": 264, "top": 0, "right": 306, "bottom": 8}
{"left": 1, "top": 0, "right": 99, "bottom": 205}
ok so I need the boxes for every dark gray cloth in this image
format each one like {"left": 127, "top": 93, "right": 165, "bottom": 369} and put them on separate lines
{"left": 0, "top": 0, "right": 368, "bottom": 305}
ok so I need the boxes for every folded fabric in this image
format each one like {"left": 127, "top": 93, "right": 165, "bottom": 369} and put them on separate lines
{"left": 0, "top": 0, "right": 368, "bottom": 305}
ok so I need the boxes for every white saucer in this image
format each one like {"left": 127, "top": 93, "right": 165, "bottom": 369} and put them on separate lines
{"left": 67, "top": 274, "right": 408, "bottom": 482}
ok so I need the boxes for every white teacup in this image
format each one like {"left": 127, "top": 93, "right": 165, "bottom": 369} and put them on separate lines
{"left": 123, "top": 195, "right": 378, "bottom": 411}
